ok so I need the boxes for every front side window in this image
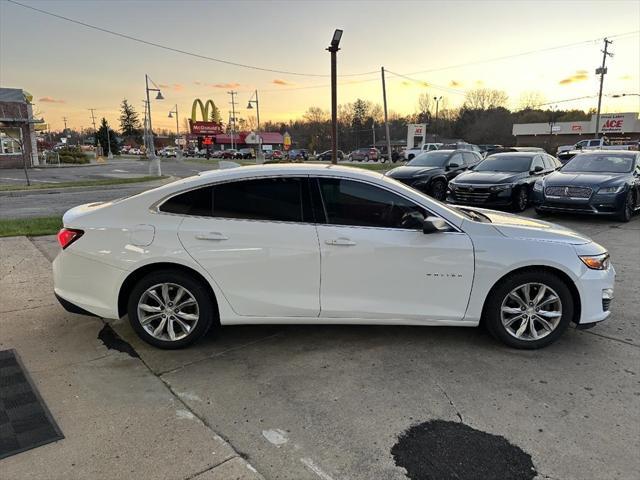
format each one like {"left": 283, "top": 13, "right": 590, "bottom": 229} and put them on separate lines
{"left": 317, "top": 178, "right": 427, "bottom": 230}
{"left": 213, "top": 177, "right": 308, "bottom": 222}
{"left": 0, "top": 128, "right": 22, "bottom": 155}
{"left": 448, "top": 153, "right": 464, "bottom": 166}
{"left": 531, "top": 156, "right": 544, "bottom": 171}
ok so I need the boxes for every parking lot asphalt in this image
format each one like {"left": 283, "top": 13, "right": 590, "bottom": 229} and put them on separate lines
{"left": 8, "top": 211, "right": 638, "bottom": 480}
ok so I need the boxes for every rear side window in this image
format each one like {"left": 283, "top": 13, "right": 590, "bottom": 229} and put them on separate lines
{"left": 159, "top": 186, "right": 213, "bottom": 216}
{"left": 213, "top": 177, "right": 309, "bottom": 222}
{"left": 317, "top": 178, "right": 427, "bottom": 230}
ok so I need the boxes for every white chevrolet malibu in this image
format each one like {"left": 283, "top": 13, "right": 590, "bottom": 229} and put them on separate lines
{"left": 53, "top": 164, "right": 615, "bottom": 350}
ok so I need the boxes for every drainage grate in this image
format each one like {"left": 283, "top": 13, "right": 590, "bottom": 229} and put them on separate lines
{"left": 0, "top": 349, "right": 64, "bottom": 459}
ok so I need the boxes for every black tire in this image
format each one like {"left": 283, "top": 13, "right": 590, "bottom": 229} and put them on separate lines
{"left": 483, "top": 270, "right": 574, "bottom": 349}
{"left": 430, "top": 179, "right": 447, "bottom": 201}
{"left": 127, "top": 270, "right": 216, "bottom": 349}
{"left": 616, "top": 189, "right": 634, "bottom": 222}
{"left": 534, "top": 207, "right": 546, "bottom": 216}
{"left": 512, "top": 187, "right": 529, "bottom": 212}
{"left": 408, "top": 154, "right": 415, "bottom": 160}
{"left": 364, "top": 155, "right": 369, "bottom": 162}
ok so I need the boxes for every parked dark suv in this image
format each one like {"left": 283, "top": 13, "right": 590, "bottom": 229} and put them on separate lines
{"left": 386, "top": 149, "right": 482, "bottom": 200}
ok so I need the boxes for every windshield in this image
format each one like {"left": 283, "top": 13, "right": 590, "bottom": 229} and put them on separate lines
{"left": 407, "top": 151, "right": 451, "bottom": 167}
{"left": 474, "top": 155, "right": 532, "bottom": 172}
{"left": 562, "top": 153, "right": 634, "bottom": 173}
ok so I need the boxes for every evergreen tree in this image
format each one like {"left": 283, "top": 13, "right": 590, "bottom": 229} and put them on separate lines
{"left": 96, "top": 118, "right": 120, "bottom": 155}
{"left": 208, "top": 102, "right": 222, "bottom": 123}
{"left": 119, "top": 99, "right": 142, "bottom": 137}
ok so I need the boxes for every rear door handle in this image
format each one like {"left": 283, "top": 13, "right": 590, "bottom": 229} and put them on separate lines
{"left": 325, "top": 237, "right": 356, "bottom": 246}
{"left": 195, "top": 232, "right": 228, "bottom": 241}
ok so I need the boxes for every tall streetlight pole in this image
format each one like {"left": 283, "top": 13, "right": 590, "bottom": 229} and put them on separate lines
{"left": 145, "top": 74, "right": 164, "bottom": 175}
{"left": 247, "top": 90, "right": 262, "bottom": 163}
{"left": 327, "top": 29, "right": 343, "bottom": 165}
{"left": 594, "top": 38, "right": 613, "bottom": 139}
{"left": 168, "top": 104, "right": 181, "bottom": 157}
{"left": 106, "top": 119, "right": 113, "bottom": 159}
{"left": 433, "top": 96, "right": 442, "bottom": 142}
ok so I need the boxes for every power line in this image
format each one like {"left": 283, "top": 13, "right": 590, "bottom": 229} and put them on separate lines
{"left": 5, "top": 0, "right": 377, "bottom": 78}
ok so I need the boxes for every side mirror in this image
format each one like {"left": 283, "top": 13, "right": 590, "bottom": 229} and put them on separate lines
{"left": 532, "top": 165, "right": 544, "bottom": 173}
{"left": 447, "top": 162, "right": 460, "bottom": 170}
{"left": 423, "top": 216, "right": 451, "bottom": 234}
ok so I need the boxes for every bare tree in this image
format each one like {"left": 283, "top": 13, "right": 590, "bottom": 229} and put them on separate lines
{"left": 303, "top": 106, "right": 329, "bottom": 124}
{"left": 518, "top": 91, "right": 546, "bottom": 110}
{"left": 463, "top": 88, "right": 508, "bottom": 110}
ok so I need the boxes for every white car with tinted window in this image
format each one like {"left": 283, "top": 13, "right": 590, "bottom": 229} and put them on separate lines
{"left": 53, "top": 164, "right": 615, "bottom": 350}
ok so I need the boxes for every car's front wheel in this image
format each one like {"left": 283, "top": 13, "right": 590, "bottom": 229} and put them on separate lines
{"left": 512, "top": 187, "right": 529, "bottom": 212}
{"left": 484, "top": 270, "right": 574, "bottom": 349}
{"left": 127, "top": 270, "right": 215, "bottom": 349}
{"left": 430, "top": 179, "right": 447, "bottom": 201}
{"left": 617, "top": 189, "right": 635, "bottom": 222}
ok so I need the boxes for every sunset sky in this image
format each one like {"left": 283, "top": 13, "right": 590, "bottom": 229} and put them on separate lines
{"left": 1, "top": 0, "right": 638, "bottom": 132}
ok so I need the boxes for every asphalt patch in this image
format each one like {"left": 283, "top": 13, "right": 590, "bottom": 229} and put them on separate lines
{"left": 392, "top": 420, "right": 537, "bottom": 480}
{"left": 98, "top": 324, "right": 139, "bottom": 358}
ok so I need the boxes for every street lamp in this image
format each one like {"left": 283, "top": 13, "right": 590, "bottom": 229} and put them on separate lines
{"left": 247, "top": 90, "right": 262, "bottom": 162}
{"left": 433, "top": 96, "right": 442, "bottom": 142}
{"left": 168, "top": 104, "right": 181, "bottom": 156}
{"left": 106, "top": 120, "right": 113, "bottom": 159}
{"left": 145, "top": 74, "right": 164, "bottom": 175}
{"left": 327, "top": 29, "right": 343, "bottom": 165}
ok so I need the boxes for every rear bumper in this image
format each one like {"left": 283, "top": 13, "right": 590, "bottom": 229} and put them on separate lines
{"left": 53, "top": 249, "right": 126, "bottom": 320}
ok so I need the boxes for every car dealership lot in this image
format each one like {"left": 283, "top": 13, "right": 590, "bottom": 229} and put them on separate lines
{"left": 3, "top": 209, "right": 636, "bottom": 480}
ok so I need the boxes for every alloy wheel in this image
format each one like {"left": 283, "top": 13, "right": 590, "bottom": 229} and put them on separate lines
{"left": 137, "top": 283, "right": 200, "bottom": 342}
{"left": 431, "top": 181, "right": 446, "bottom": 201}
{"left": 500, "top": 282, "right": 562, "bottom": 341}
{"left": 517, "top": 189, "right": 528, "bottom": 211}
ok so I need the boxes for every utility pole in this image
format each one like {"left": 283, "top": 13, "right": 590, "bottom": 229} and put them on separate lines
{"left": 88, "top": 108, "right": 97, "bottom": 132}
{"left": 106, "top": 119, "right": 113, "bottom": 159}
{"left": 228, "top": 90, "right": 238, "bottom": 150}
{"left": 433, "top": 96, "right": 442, "bottom": 142}
{"left": 381, "top": 67, "right": 392, "bottom": 165}
{"left": 142, "top": 100, "right": 148, "bottom": 152}
{"left": 594, "top": 37, "right": 613, "bottom": 139}
{"left": 63, "top": 116, "right": 68, "bottom": 132}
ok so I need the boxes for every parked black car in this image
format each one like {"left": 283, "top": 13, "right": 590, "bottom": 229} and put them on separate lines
{"left": 532, "top": 150, "right": 640, "bottom": 222}
{"left": 447, "top": 152, "right": 561, "bottom": 211}
{"left": 386, "top": 149, "right": 482, "bottom": 200}
{"left": 317, "top": 150, "right": 345, "bottom": 161}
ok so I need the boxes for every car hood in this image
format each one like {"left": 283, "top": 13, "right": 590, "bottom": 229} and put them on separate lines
{"left": 386, "top": 166, "right": 442, "bottom": 179}
{"left": 460, "top": 207, "right": 592, "bottom": 245}
{"left": 453, "top": 171, "right": 524, "bottom": 184}
{"left": 542, "top": 171, "right": 628, "bottom": 187}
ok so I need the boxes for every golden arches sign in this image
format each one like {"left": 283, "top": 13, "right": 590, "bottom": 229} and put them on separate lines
{"left": 191, "top": 99, "right": 218, "bottom": 122}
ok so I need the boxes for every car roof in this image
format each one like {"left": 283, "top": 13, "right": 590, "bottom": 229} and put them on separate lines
{"left": 578, "top": 149, "right": 637, "bottom": 155}
{"left": 483, "top": 151, "right": 538, "bottom": 158}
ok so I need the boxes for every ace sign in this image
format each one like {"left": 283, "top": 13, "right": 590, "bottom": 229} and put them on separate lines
{"left": 599, "top": 113, "right": 633, "bottom": 133}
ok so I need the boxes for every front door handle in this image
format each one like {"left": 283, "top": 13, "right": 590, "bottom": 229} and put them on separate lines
{"left": 325, "top": 237, "right": 356, "bottom": 246}
{"left": 195, "top": 232, "right": 228, "bottom": 241}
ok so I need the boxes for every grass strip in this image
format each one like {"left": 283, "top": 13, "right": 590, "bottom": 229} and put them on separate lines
{"left": 0, "top": 216, "right": 63, "bottom": 237}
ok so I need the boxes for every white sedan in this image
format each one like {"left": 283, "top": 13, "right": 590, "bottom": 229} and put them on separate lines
{"left": 53, "top": 164, "right": 615, "bottom": 350}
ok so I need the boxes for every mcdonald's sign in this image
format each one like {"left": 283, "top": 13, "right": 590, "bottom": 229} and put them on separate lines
{"left": 189, "top": 98, "right": 223, "bottom": 135}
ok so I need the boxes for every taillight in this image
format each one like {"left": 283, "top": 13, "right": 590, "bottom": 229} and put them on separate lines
{"left": 57, "top": 228, "right": 84, "bottom": 249}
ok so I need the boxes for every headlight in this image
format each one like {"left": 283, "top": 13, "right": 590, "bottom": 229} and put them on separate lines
{"left": 579, "top": 252, "right": 610, "bottom": 270}
{"left": 449, "top": 183, "right": 458, "bottom": 190}
{"left": 597, "top": 185, "right": 625, "bottom": 194}
{"left": 533, "top": 181, "right": 543, "bottom": 192}
{"left": 489, "top": 184, "right": 511, "bottom": 192}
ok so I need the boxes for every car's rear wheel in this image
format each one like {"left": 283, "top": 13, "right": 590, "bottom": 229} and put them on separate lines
{"left": 127, "top": 270, "right": 215, "bottom": 349}
{"left": 484, "top": 270, "right": 574, "bottom": 349}
{"left": 512, "top": 187, "right": 529, "bottom": 212}
{"left": 617, "top": 189, "right": 634, "bottom": 222}
{"left": 430, "top": 179, "right": 447, "bottom": 201}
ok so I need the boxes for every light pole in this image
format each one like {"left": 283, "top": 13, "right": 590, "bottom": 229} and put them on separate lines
{"left": 247, "top": 90, "right": 263, "bottom": 162}
{"left": 327, "top": 29, "right": 343, "bottom": 165}
{"left": 168, "top": 104, "right": 181, "bottom": 157}
{"left": 106, "top": 120, "right": 113, "bottom": 159}
{"left": 433, "top": 96, "right": 442, "bottom": 142}
{"left": 145, "top": 74, "right": 164, "bottom": 175}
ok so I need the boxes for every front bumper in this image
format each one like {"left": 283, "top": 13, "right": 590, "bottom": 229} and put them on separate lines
{"left": 574, "top": 262, "right": 616, "bottom": 326}
{"left": 532, "top": 189, "right": 626, "bottom": 215}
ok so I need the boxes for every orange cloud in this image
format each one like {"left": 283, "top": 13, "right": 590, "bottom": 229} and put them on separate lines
{"left": 173, "top": 83, "right": 184, "bottom": 91}
{"left": 193, "top": 81, "right": 202, "bottom": 86}
{"left": 273, "top": 79, "right": 295, "bottom": 86}
{"left": 450, "top": 80, "right": 462, "bottom": 87}
{"left": 39, "top": 96, "right": 65, "bottom": 103}
{"left": 559, "top": 70, "right": 589, "bottom": 85}
{"left": 210, "top": 82, "right": 241, "bottom": 88}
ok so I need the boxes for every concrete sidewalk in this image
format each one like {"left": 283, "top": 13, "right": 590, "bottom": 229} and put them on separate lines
{"left": 0, "top": 236, "right": 263, "bottom": 480}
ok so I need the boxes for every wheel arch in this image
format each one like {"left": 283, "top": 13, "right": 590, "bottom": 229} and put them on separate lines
{"left": 117, "top": 262, "right": 220, "bottom": 322}
{"left": 480, "top": 265, "right": 581, "bottom": 325}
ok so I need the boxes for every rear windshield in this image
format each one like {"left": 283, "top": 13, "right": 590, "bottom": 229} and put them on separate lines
{"left": 562, "top": 154, "right": 634, "bottom": 173}
{"left": 474, "top": 155, "right": 532, "bottom": 172}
